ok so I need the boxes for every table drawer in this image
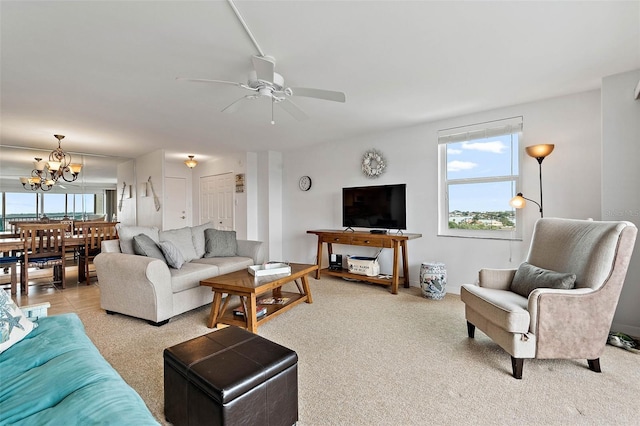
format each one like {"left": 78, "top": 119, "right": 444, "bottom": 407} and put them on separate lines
{"left": 350, "top": 236, "right": 391, "bottom": 248}
{"left": 321, "top": 235, "right": 352, "bottom": 245}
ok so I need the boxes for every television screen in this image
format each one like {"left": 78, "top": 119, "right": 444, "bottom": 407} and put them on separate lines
{"left": 342, "top": 184, "right": 407, "bottom": 230}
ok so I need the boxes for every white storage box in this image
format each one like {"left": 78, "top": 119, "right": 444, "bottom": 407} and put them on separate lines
{"left": 248, "top": 262, "right": 291, "bottom": 277}
{"left": 347, "top": 256, "right": 380, "bottom": 277}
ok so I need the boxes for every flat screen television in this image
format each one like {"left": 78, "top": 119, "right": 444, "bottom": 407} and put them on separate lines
{"left": 342, "top": 184, "right": 407, "bottom": 230}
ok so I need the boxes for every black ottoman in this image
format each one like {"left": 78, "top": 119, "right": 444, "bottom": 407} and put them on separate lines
{"left": 164, "top": 326, "right": 298, "bottom": 426}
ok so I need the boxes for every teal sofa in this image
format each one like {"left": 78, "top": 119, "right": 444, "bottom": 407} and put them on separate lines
{"left": 0, "top": 313, "right": 159, "bottom": 425}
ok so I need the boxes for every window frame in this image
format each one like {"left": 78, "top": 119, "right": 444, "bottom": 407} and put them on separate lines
{"left": 437, "top": 117, "right": 523, "bottom": 240}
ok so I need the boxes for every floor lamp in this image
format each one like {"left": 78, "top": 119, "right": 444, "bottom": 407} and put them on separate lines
{"left": 510, "top": 144, "right": 554, "bottom": 218}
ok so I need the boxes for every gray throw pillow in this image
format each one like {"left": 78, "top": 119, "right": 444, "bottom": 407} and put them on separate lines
{"left": 158, "top": 240, "right": 185, "bottom": 269}
{"left": 204, "top": 229, "right": 238, "bottom": 258}
{"left": 132, "top": 234, "right": 166, "bottom": 262}
{"left": 510, "top": 262, "right": 577, "bottom": 297}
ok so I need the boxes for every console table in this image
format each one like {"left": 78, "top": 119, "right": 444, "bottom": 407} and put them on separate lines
{"left": 307, "top": 229, "right": 422, "bottom": 294}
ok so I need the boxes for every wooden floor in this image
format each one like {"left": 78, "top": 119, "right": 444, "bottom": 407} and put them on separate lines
{"left": 0, "top": 264, "right": 100, "bottom": 315}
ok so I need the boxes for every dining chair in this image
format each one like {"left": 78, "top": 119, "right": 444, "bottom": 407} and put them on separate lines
{"left": 78, "top": 221, "right": 118, "bottom": 284}
{"left": 19, "top": 223, "right": 68, "bottom": 295}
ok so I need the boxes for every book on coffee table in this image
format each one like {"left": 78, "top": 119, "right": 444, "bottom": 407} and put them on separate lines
{"left": 258, "top": 297, "right": 290, "bottom": 305}
{"left": 233, "top": 305, "right": 267, "bottom": 318}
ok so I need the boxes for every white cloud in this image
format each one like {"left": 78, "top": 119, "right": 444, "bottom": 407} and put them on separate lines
{"left": 448, "top": 160, "right": 478, "bottom": 172}
{"left": 462, "top": 140, "right": 507, "bottom": 154}
{"left": 447, "top": 148, "right": 462, "bottom": 155}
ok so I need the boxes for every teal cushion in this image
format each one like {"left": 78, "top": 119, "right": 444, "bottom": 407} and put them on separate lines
{"left": 204, "top": 229, "right": 238, "bottom": 258}
{"left": 510, "top": 262, "right": 576, "bottom": 297}
{"left": 158, "top": 241, "right": 185, "bottom": 269}
{"left": 132, "top": 234, "right": 166, "bottom": 262}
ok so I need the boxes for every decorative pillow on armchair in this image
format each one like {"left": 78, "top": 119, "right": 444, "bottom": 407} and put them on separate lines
{"left": 204, "top": 229, "right": 238, "bottom": 258}
{"left": 0, "top": 289, "right": 37, "bottom": 354}
{"left": 510, "top": 262, "right": 577, "bottom": 297}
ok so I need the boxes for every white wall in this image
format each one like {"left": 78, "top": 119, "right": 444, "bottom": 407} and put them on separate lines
{"left": 136, "top": 150, "right": 164, "bottom": 228}
{"left": 602, "top": 69, "right": 640, "bottom": 336}
{"left": 115, "top": 160, "right": 136, "bottom": 225}
{"left": 282, "top": 90, "right": 602, "bottom": 295}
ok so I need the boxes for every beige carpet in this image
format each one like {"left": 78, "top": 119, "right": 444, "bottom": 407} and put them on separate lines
{"left": 78, "top": 276, "right": 640, "bottom": 425}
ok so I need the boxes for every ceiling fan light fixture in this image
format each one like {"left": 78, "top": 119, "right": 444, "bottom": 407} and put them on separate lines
{"left": 184, "top": 155, "right": 198, "bottom": 169}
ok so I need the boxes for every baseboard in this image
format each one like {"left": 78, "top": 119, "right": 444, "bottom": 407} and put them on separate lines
{"left": 611, "top": 321, "right": 640, "bottom": 339}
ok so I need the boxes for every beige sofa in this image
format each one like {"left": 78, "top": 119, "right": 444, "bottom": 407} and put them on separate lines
{"left": 94, "top": 223, "right": 265, "bottom": 326}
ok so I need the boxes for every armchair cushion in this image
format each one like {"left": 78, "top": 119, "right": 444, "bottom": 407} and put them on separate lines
{"left": 510, "top": 262, "right": 576, "bottom": 297}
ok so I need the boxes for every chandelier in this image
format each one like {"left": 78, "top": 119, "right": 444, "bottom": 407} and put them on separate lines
{"left": 19, "top": 134, "right": 83, "bottom": 191}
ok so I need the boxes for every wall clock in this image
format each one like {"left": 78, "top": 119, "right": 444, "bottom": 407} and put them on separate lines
{"left": 299, "top": 176, "right": 312, "bottom": 191}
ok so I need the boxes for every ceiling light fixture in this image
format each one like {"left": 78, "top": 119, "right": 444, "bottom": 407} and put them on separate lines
{"left": 184, "top": 155, "right": 198, "bottom": 169}
{"left": 19, "top": 134, "right": 83, "bottom": 191}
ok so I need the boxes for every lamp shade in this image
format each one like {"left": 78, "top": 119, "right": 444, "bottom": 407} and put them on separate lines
{"left": 510, "top": 194, "right": 527, "bottom": 209}
{"left": 525, "top": 144, "right": 554, "bottom": 159}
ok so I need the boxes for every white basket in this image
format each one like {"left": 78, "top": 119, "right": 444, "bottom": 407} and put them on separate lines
{"left": 347, "top": 256, "right": 380, "bottom": 277}
{"left": 248, "top": 262, "right": 291, "bottom": 277}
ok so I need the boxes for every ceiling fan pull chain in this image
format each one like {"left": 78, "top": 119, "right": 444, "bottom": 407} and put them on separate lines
{"left": 271, "top": 98, "right": 275, "bottom": 125}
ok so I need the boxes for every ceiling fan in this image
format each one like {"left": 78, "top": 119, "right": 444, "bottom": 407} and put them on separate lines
{"left": 177, "top": 0, "right": 346, "bottom": 124}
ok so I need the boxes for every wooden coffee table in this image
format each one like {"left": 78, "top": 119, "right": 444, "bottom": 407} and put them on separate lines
{"left": 200, "top": 263, "right": 318, "bottom": 333}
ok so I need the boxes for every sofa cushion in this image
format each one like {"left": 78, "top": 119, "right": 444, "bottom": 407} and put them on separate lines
{"left": 116, "top": 225, "right": 160, "bottom": 255}
{"left": 169, "top": 262, "right": 220, "bottom": 293}
{"left": 191, "top": 256, "right": 254, "bottom": 275}
{"left": 0, "top": 289, "right": 38, "bottom": 354}
{"left": 133, "top": 234, "right": 166, "bottom": 262}
{"left": 204, "top": 229, "right": 238, "bottom": 258}
{"left": 191, "top": 222, "right": 215, "bottom": 259}
{"left": 160, "top": 227, "right": 198, "bottom": 262}
{"left": 510, "top": 262, "right": 577, "bottom": 298}
{"left": 159, "top": 241, "right": 186, "bottom": 269}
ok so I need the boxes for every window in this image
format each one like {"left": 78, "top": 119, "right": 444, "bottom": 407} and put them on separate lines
{"left": 438, "top": 117, "right": 522, "bottom": 240}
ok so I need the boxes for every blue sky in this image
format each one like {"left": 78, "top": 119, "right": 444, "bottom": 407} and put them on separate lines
{"left": 446, "top": 133, "right": 518, "bottom": 213}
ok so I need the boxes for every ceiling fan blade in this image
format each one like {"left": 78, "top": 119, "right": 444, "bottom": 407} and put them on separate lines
{"left": 252, "top": 55, "right": 275, "bottom": 83}
{"left": 221, "top": 96, "right": 251, "bottom": 114}
{"left": 176, "top": 77, "right": 243, "bottom": 87}
{"left": 289, "top": 87, "right": 346, "bottom": 103}
{"left": 277, "top": 98, "right": 309, "bottom": 121}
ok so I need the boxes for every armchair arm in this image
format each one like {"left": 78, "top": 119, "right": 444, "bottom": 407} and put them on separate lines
{"left": 478, "top": 268, "right": 517, "bottom": 290}
{"left": 236, "top": 239, "right": 265, "bottom": 265}
{"left": 527, "top": 287, "right": 607, "bottom": 359}
{"left": 94, "top": 252, "right": 173, "bottom": 323}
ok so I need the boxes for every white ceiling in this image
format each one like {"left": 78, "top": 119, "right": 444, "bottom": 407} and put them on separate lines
{"left": 1, "top": 1, "right": 639, "bottom": 169}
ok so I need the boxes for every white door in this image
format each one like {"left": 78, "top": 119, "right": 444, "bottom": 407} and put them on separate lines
{"left": 164, "top": 177, "right": 188, "bottom": 230}
{"left": 200, "top": 173, "right": 234, "bottom": 230}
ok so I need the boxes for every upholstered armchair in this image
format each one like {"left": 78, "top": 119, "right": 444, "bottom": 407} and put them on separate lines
{"left": 461, "top": 218, "right": 637, "bottom": 379}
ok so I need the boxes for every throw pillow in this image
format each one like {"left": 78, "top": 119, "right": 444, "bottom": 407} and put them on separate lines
{"left": 159, "top": 227, "right": 198, "bottom": 262}
{"left": 0, "top": 289, "right": 37, "bottom": 354}
{"left": 510, "top": 262, "right": 577, "bottom": 298}
{"left": 191, "top": 222, "right": 215, "bottom": 259}
{"left": 204, "top": 229, "right": 238, "bottom": 258}
{"left": 116, "top": 224, "right": 160, "bottom": 255}
{"left": 158, "top": 241, "right": 186, "bottom": 269}
{"left": 132, "top": 234, "right": 166, "bottom": 262}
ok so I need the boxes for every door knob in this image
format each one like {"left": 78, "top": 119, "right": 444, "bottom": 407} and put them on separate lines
{"left": 181, "top": 216, "right": 185, "bottom": 219}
